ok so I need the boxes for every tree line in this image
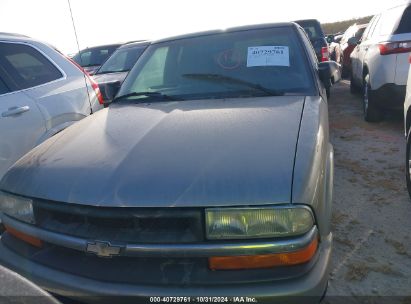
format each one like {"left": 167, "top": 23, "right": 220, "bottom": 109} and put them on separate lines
{"left": 323, "top": 16, "right": 373, "bottom": 35}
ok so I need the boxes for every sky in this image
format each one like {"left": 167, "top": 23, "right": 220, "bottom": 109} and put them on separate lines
{"left": 0, "top": 0, "right": 406, "bottom": 55}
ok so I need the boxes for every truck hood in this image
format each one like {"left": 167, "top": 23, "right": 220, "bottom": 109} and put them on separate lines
{"left": 1, "top": 96, "right": 306, "bottom": 207}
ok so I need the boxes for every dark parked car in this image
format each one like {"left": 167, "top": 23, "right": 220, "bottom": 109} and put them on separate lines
{"left": 339, "top": 23, "right": 368, "bottom": 77}
{"left": 295, "top": 19, "right": 330, "bottom": 62}
{"left": 93, "top": 41, "right": 150, "bottom": 101}
{"left": 0, "top": 22, "right": 338, "bottom": 303}
{"left": 72, "top": 43, "right": 121, "bottom": 75}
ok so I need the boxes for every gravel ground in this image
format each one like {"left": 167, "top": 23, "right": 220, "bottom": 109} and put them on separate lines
{"left": 324, "top": 80, "right": 411, "bottom": 303}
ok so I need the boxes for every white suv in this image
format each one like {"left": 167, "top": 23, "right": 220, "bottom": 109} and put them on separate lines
{"left": 350, "top": 2, "right": 411, "bottom": 122}
{"left": 0, "top": 33, "right": 104, "bottom": 179}
{"left": 403, "top": 47, "right": 411, "bottom": 198}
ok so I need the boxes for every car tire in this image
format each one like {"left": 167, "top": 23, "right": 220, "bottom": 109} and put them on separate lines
{"left": 341, "top": 56, "right": 347, "bottom": 78}
{"left": 363, "top": 74, "right": 382, "bottom": 122}
{"left": 350, "top": 72, "right": 360, "bottom": 94}
{"left": 406, "top": 129, "right": 411, "bottom": 200}
{"left": 342, "top": 68, "right": 347, "bottom": 79}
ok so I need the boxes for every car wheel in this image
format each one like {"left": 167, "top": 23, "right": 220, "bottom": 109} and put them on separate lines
{"left": 350, "top": 72, "right": 360, "bottom": 94}
{"left": 406, "top": 129, "right": 411, "bottom": 200}
{"left": 342, "top": 68, "right": 347, "bottom": 79}
{"left": 363, "top": 74, "right": 382, "bottom": 122}
{"left": 342, "top": 63, "right": 349, "bottom": 79}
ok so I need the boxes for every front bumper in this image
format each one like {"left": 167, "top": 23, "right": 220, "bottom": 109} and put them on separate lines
{"left": 0, "top": 232, "right": 332, "bottom": 304}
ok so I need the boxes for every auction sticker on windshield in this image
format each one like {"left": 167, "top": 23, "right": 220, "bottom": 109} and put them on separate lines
{"left": 247, "top": 46, "right": 290, "bottom": 67}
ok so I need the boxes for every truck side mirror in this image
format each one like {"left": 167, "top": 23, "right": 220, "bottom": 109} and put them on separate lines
{"left": 100, "top": 81, "right": 121, "bottom": 106}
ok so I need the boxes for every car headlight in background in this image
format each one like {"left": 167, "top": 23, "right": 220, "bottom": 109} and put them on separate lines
{"left": 0, "top": 191, "right": 35, "bottom": 224}
{"left": 206, "top": 206, "right": 314, "bottom": 240}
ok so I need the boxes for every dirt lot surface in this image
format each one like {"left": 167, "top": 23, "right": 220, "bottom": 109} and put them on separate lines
{"left": 324, "top": 81, "right": 411, "bottom": 302}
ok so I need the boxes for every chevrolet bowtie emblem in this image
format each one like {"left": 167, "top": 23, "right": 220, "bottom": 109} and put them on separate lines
{"left": 86, "top": 241, "right": 121, "bottom": 257}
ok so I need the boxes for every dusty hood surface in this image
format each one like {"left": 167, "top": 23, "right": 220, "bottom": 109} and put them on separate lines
{"left": 1, "top": 96, "right": 306, "bottom": 207}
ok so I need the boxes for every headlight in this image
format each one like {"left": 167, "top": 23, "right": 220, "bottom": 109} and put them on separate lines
{"left": 0, "top": 191, "right": 35, "bottom": 224}
{"left": 206, "top": 206, "right": 314, "bottom": 240}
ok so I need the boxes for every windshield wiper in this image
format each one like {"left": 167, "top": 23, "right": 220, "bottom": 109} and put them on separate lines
{"left": 96, "top": 70, "right": 128, "bottom": 75}
{"left": 113, "top": 91, "right": 183, "bottom": 103}
{"left": 182, "top": 73, "right": 284, "bottom": 96}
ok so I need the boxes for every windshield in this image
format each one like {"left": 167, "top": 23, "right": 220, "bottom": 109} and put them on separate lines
{"left": 96, "top": 45, "right": 147, "bottom": 74}
{"left": 72, "top": 45, "right": 119, "bottom": 67}
{"left": 118, "top": 27, "right": 315, "bottom": 102}
{"left": 295, "top": 21, "right": 324, "bottom": 40}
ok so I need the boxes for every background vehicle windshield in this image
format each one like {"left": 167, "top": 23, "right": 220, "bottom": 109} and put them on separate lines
{"left": 342, "top": 25, "right": 366, "bottom": 44}
{"left": 119, "top": 27, "right": 316, "bottom": 100}
{"left": 97, "top": 45, "right": 147, "bottom": 74}
{"left": 295, "top": 20, "right": 324, "bottom": 40}
{"left": 72, "top": 45, "right": 119, "bottom": 67}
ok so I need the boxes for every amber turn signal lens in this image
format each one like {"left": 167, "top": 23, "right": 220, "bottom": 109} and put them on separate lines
{"left": 209, "top": 238, "right": 318, "bottom": 270}
{"left": 5, "top": 226, "right": 43, "bottom": 248}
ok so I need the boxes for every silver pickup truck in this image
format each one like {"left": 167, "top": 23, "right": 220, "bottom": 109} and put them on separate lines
{"left": 0, "top": 22, "right": 339, "bottom": 303}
